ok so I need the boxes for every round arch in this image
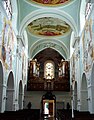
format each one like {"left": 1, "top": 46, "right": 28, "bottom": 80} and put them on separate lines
{"left": 90, "top": 63, "right": 94, "bottom": 113}
{"left": 44, "top": 60, "right": 55, "bottom": 79}
{"left": 80, "top": 73, "right": 88, "bottom": 111}
{"left": 18, "top": 80, "right": 23, "bottom": 110}
{"left": 19, "top": 9, "right": 78, "bottom": 36}
{"left": 6, "top": 71, "right": 14, "bottom": 111}
{"left": 74, "top": 81, "right": 77, "bottom": 110}
{"left": 0, "top": 61, "right": 4, "bottom": 112}
{"left": 23, "top": 85, "right": 27, "bottom": 109}
{"left": 30, "top": 38, "right": 69, "bottom": 59}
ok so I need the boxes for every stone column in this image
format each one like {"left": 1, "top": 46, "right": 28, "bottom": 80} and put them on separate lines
{"left": 15, "top": 35, "right": 23, "bottom": 110}
{"left": 73, "top": 36, "right": 81, "bottom": 111}
{"left": 14, "top": 36, "right": 20, "bottom": 111}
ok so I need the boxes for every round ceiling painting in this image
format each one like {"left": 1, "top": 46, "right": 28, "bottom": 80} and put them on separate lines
{"left": 28, "top": 0, "right": 70, "bottom": 6}
{"left": 27, "top": 17, "right": 71, "bottom": 37}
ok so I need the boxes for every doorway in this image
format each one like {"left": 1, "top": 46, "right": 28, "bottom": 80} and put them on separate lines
{"left": 43, "top": 99, "right": 55, "bottom": 118}
{"left": 41, "top": 91, "right": 56, "bottom": 119}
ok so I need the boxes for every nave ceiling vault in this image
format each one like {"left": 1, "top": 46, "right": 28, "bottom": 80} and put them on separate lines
{"left": 17, "top": 0, "right": 81, "bottom": 60}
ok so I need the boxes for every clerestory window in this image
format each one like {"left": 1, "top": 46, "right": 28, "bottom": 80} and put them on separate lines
{"left": 2, "top": 0, "right": 12, "bottom": 20}
{"left": 85, "top": 1, "right": 92, "bottom": 20}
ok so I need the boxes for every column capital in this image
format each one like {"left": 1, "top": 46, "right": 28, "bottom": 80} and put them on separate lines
{"left": 73, "top": 36, "right": 80, "bottom": 48}
{"left": 17, "top": 35, "right": 24, "bottom": 47}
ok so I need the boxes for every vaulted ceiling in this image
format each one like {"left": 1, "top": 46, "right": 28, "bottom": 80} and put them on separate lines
{"left": 17, "top": 0, "right": 81, "bottom": 60}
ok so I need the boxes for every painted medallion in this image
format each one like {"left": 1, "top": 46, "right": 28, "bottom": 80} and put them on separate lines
{"left": 28, "top": 0, "right": 70, "bottom": 6}
{"left": 27, "top": 17, "right": 71, "bottom": 37}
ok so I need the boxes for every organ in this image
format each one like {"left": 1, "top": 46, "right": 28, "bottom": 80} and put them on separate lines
{"left": 27, "top": 59, "right": 70, "bottom": 91}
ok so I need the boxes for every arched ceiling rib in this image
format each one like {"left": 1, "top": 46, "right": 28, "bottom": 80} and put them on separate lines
{"left": 30, "top": 39, "right": 69, "bottom": 59}
{"left": 33, "top": 48, "right": 65, "bottom": 65}
{"left": 19, "top": 9, "right": 78, "bottom": 36}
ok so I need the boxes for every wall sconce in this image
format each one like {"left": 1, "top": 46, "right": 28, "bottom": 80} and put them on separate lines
{"left": 3, "top": 96, "right": 7, "bottom": 100}
{"left": 71, "top": 96, "right": 73, "bottom": 100}
{"left": 87, "top": 97, "right": 90, "bottom": 101}
{"left": 3, "top": 97, "right": 6, "bottom": 100}
{"left": 15, "top": 99, "right": 18, "bottom": 101}
{"left": 72, "top": 76, "right": 75, "bottom": 83}
{"left": 77, "top": 99, "right": 80, "bottom": 102}
{"left": 72, "top": 79, "right": 75, "bottom": 83}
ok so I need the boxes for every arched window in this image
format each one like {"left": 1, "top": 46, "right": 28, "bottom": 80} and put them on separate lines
{"left": 85, "top": 1, "right": 92, "bottom": 20}
{"left": 44, "top": 60, "right": 54, "bottom": 79}
{"left": 2, "top": 0, "right": 12, "bottom": 20}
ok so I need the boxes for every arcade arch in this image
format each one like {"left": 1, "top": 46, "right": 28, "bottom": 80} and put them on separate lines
{"left": 6, "top": 71, "right": 14, "bottom": 111}
{"left": 0, "top": 61, "right": 3, "bottom": 112}
{"left": 18, "top": 80, "right": 23, "bottom": 109}
{"left": 80, "top": 73, "right": 88, "bottom": 111}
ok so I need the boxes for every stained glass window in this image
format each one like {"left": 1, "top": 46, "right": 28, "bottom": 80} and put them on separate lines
{"left": 2, "top": 0, "right": 12, "bottom": 20}
{"left": 44, "top": 61, "right": 54, "bottom": 79}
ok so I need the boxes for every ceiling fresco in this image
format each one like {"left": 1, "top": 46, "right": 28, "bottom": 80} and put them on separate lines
{"left": 27, "top": 17, "right": 71, "bottom": 37}
{"left": 27, "top": 0, "right": 70, "bottom": 6}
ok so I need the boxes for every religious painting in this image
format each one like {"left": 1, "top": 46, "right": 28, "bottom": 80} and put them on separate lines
{"left": 0, "top": 18, "right": 17, "bottom": 70}
{"left": 27, "top": 0, "right": 71, "bottom": 6}
{"left": 27, "top": 17, "right": 71, "bottom": 37}
{"left": 0, "top": 10, "right": 4, "bottom": 59}
{"left": 82, "top": 18, "right": 94, "bottom": 72}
